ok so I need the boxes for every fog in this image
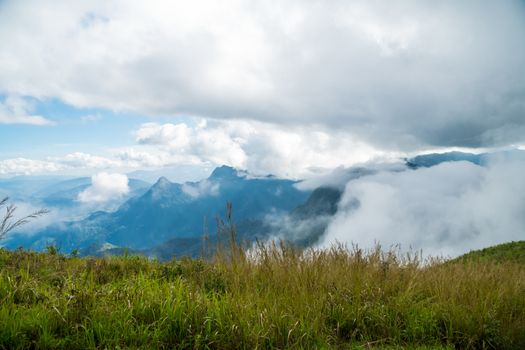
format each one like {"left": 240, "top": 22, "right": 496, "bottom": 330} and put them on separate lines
{"left": 318, "top": 159, "right": 525, "bottom": 257}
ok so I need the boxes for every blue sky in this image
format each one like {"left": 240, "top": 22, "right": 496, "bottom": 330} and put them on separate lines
{"left": 0, "top": 96, "right": 200, "bottom": 159}
{"left": 1, "top": 97, "right": 134, "bottom": 158}
{"left": 1, "top": 0, "right": 525, "bottom": 180}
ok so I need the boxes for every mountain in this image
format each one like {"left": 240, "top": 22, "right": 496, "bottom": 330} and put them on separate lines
{"left": 0, "top": 176, "right": 75, "bottom": 200}
{"left": 0, "top": 175, "right": 150, "bottom": 208}
{"left": 406, "top": 149, "right": 525, "bottom": 169}
{"left": 7, "top": 149, "right": 525, "bottom": 259}
{"left": 8, "top": 166, "right": 310, "bottom": 256}
{"left": 272, "top": 187, "right": 344, "bottom": 247}
{"left": 39, "top": 177, "right": 151, "bottom": 208}
{"left": 127, "top": 165, "right": 211, "bottom": 183}
{"left": 291, "top": 187, "right": 342, "bottom": 220}
{"left": 406, "top": 151, "right": 485, "bottom": 168}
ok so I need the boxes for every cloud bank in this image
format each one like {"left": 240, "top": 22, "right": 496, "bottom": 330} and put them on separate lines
{"left": 319, "top": 160, "right": 525, "bottom": 257}
{"left": 1, "top": 117, "right": 394, "bottom": 178}
{"left": 1, "top": 1, "right": 524, "bottom": 148}
{"left": 78, "top": 172, "right": 129, "bottom": 203}
{"left": 0, "top": 153, "right": 123, "bottom": 176}
{"left": 134, "top": 120, "right": 390, "bottom": 178}
{"left": 0, "top": 158, "right": 63, "bottom": 175}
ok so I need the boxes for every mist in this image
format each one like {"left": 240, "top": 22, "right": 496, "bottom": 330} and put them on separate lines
{"left": 318, "top": 159, "right": 525, "bottom": 257}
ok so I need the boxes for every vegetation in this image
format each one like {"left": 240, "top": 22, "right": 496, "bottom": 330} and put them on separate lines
{"left": 0, "top": 237, "right": 524, "bottom": 349}
{"left": 451, "top": 241, "right": 525, "bottom": 265}
{"left": 0, "top": 197, "right": 49, "bottom": 240}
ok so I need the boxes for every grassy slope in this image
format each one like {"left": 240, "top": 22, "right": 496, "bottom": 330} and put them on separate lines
{"left": 452, "top": 241, "right": 525, "bottom": 265}
{"left": 0, "top": 243, "right": 524, "bottom": 349}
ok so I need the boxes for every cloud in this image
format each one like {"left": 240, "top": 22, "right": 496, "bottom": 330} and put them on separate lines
{"left": 77, "top": 172, "right": 129, "bottom": 203}
{"left": 181, "top": 180, "right": 219, "bottom": 199}
{"left": 319, "top": 160, "right": 525, "bottom": 257}
{"left": 0, "top": 201, "right": 56, "bottom": 236}
{"left": 1, "top": 1, "right": 524, "bottom": 149}
{"left": 0, "top": 153, "right": 121, "bottom": 176}
{"left": 0, "top": 95, "right": 53, "bottom": 125}
{"left": 295, "top": 162, "right": 406, "bottom": 191}
{"left": 115, "top": 147, "right": 181, "bottom": 168}
{"left": 134, "top": 120, "right": 389, "bottom": 178}
{"left": 0, "top": 118, "right": 392, "bottom": 178}
{"left": 135, "top": 123, "right": 192, "bottom": 149}
{"left": 55, "top": 152, "right": 120, "bottom": 169}
{"left": 80, "top": 114, "right": 102, "bottom": 123}
{"left": 0, "top": 158, "right": 63, "bottom": 175}
{"left": 263, "top": 213, "right": 334, "bottom": 246}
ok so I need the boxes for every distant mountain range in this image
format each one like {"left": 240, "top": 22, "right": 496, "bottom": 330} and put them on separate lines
{"left": 405, "top": 149, "right": 525, "bottom": 168}
{"left": 3, "top": 149, "right": 524, "bottom": 259}
{"left": 4, "top": 166, "right": 310, "bottom": 256}
{"left": 0, "top": 175, "right": 150, "bottom": 209}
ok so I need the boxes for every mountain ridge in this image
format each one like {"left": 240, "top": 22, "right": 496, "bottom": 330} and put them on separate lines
{"left": 6, "top": 165, "right": 310, "bottom": 256}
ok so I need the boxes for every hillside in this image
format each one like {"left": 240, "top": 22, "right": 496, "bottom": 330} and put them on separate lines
{"left": 453, "top": 241, "right": 525, "bottom": 264}
{"left": 0, "top": 241, "right": 523, "bottom": 349}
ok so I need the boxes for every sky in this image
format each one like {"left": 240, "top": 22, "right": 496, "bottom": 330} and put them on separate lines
{"left": 1, "top": 0, "right": 525, "bottom": 181}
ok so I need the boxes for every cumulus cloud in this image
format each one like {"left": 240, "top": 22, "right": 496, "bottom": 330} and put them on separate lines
{"left": 0, "top": 153, "right": 122, "bottom": 176}
{"left": 134, "top": 120, "right": 389, "bottom": 178}
{"left": 55, "top": 152, "right": 120, "bottom": 169}
{"left": 136, "top": 123, "right": 192, "bottom": 149}
{"left": 0, "top": 118, "right": 393, "bottom": 178}
{"left": 77, "top": 172, "right": 129, "bottom": 202}
{"left": 0, "top": 158, "right": 63, "bottom": 175}
{"left": 0, "top": 95, "right": 53, "bottom": 125}
{"left": 1, "top": 1, "right": 524, "bottom": 149}
{"left": 115, "top": 147, "right": 181, "bottom": 168}
{"left": 318, "top": 160, "right": 525, "bottom": 257}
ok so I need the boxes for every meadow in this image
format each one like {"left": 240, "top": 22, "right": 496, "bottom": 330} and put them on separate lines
{"left": 0, "top": 238, "right": 524, "bottom": 350}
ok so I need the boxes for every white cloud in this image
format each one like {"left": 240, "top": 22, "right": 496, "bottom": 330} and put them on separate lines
{"left": 319, "top": 160, "right": 525, "bottom": 257}
{"left": 77, "top": 172, "right": 129, "bottom": 203}
{"left": 54, "top": 152, "right": 121, "bottom": 169}
{"left": 0, "top": 95, "right": 53, "bottom": 125}
{"left": 1, "top": 201, "right": 55, "bottom": 235}
{"left": 0, "top": 158, "right": 63, "bottom": 175}
{"left": 0, "top": 117, "right": 393, "bottom": 178}
{"left": 181, "top": 179, "right": 219, "bottom": 199}
{"left": 135, "top": 123, "right": 192, "bottom": 149}
{"left": 115, "top": 147, "right": 178, "bottom": 168}
{"left": 0, "top": 1, "right": 524, "bottom": 148}
{"left": 0, "top": 153, "right": 122, "bottom": 176}
{"left": 294, "top": 162, "right": 406, "bottom": 191}
{"left": 134, "top": 120, "right": 391, "bottom": 178}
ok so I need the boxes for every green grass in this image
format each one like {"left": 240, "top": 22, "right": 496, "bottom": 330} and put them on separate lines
{"left": 451, "top": 241, "right": 525, "bottom": 265}
{"left": 0, "top": 241, "right": 523, "bottom": 349}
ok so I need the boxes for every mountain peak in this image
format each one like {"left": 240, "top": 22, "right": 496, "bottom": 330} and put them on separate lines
{"left": 209, "top": 165, "right": 240, "bottom": 180}
{"left": 153, "top": 176, "right": 171, "bottom": 188}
